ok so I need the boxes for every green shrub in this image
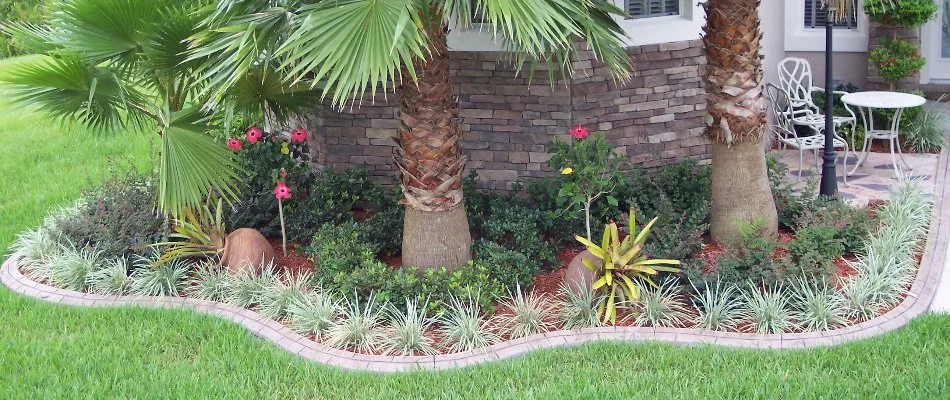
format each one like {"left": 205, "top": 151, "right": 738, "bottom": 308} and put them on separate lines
{"left": 779, "top": 225, "right": 842, "bottom": 284}
{"left": 54, "top": 171, "right": 168, "bottom": 260}
{"left": 687, "top": 219, "right": 777, "bottom": 288}
{"left": 797, "top": 200, "right": 875, "bottom": 255}
{"left": 285, "top": 166, "right": 386, "bottom": 243}
{"left": 0, "top": 0, "right": 49, "bottom": 57}
{"left": 473, "top": 239, "right": 539, "bottom": 292}
{"left": 869, "top": 39, "right": 927, "bottom": 85}
{"left": 307, "top": 222, "right": 377, "bottom": 281}
{"left": 479, "top": 205, "right": 557, "bottom": 269}
{"left": 639, "top": 192, "right": 708, "bottom": 262}
{"left": 864, "top": 0, "right": 939, "bottom": 28}
{"left": 357, "top": 206, "right": 403, "bottom": 256}
{"left": 767, "top": 152, "right": 822, "bottom": 229}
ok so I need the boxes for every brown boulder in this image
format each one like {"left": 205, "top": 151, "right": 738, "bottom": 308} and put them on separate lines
{"left": 563, "top": 250, "right": 600, "bottom": 295}
{"left": 221, "top": 228, "right": 276, "bottom": 273}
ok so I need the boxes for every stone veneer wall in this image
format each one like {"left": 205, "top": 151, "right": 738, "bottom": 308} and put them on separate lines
{"left": 300, "top": 39, "right": 709, "bottom": 190}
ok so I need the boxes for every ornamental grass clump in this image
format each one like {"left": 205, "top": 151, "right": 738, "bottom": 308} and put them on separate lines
{"left": 439, "top": 295, "right": 501, "bottom": 353}
{"left": 381, "top": 299, "right": 437, "bottom": 356}
{"left": 128, "top": 252, "right": 190, "bottom": 297}
{"left": 259, "top": 272, "right": 312, "bottom": 319}
{"left": 187, "top": 261, "right": 230, "bottom": 302}
{"left": 497, "top": 285, "right": 556, "bottom": 339}
{"left": 287, "top": 291, "right": 339, "bottom": 340}
{"left": 741, "top": 284, "right": 796, "bottom": 334}
{"left": 633, "top": 278, "right": 690, "bottom": 328}
{"left": 555, "top": 279, "right": 603, "bottom": 329}
{"left": 224, "top": 262, "right": 280, "bottom": 309}
{"left": 49, "top": 244, "right": 101, "bottom": 292}
{"left": 11, "top": 227, "right": 60, "bottom": 267}
{"left": 791, "top": 279, "right": 847, "bottom": 332}
{"left": 86, "top": 257, "right": 131, "bottom": 295}
{"left": 689, "top": 280, "right": 743, "bottom": 331}
{"left": 327, "top": 294, "right": 385, "bottom": 353}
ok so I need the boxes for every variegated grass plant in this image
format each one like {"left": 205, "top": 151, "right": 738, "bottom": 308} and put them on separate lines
{"left": 555, "top": 279, "right": 603, "bottom": 329}
{"left": 439, "top": 295, "right": 501, "bottom": 353}
{"left": 689, "top": 279, "right": 743, "bottom": 331}
{"left": 286, "top": 290, "right": 339, "bottom": 341}
{"left": 326, "top": 293, "right": 385, "bottom": 353}
{"left": 741, "top": 283, "right": 796, "bottom": 334}
{"left": 633, "top": 278, "right": 690, "bottom": 327}
{"left": 381, "top": 298, "right": 437, "bottom": 356}
{"left": 497, "top": 285, "right": 556, "bottom": 339}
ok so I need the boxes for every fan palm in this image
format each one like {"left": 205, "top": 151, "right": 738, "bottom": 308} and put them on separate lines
{"left": 0, "top": 0, "right": 318, "bottom": 217}
{"left": 191, "top": 0, "right": 633, "bottom": 269}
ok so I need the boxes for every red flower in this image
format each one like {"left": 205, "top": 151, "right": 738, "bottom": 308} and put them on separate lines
{"left": 274, "top": 181, "right": 292, "bottom": 200}
{"left": 290, "top": 128, "right": 308, "bottom": 143}
{"left": 245, "top": 126, "right": 263, "bottom": 144}
{"left": 570, "top": 125, "right": 589, "bottom": 140}
{"left": 226, "top": 138, "right": 242, "bottom": 151}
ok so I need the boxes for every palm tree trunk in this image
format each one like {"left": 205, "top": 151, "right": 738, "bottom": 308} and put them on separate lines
{"left": 396, "top": 12, "right": 471, "bottom": 270}
{"left": 703, "top": 0, "right": 778, "bottom": 242}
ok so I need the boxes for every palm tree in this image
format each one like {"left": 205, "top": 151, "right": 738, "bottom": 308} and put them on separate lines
{"left": 0, "top": 0, "right": 317, "bottom": 217}
{"left": 192, "top": 0, "right": 633, "bottom": 269}
{"left": 702, "top": 0, "right": 778, "bottom": 241}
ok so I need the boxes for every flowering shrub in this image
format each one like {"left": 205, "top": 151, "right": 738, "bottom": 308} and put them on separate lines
{"left": 870, "top": 39, "right": 926, "bottom": 86}
{"left": 225, "top": 127, "right": 314, "bottom": 239}
{"left": 546, "top": 126, "right": 623, "bottom": 240}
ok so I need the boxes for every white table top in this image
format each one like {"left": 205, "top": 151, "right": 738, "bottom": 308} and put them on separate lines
{"left": 841, "top": 91, "right": 926, "bottom": 109}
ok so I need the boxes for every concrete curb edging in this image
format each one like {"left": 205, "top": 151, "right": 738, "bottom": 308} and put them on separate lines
{"left": 3, "top": 150, "right": 948, "bottom": 373}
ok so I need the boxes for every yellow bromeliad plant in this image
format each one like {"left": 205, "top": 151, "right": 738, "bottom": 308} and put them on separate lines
{"left": 575, "top": 209, "right": 682, "bottom": 324}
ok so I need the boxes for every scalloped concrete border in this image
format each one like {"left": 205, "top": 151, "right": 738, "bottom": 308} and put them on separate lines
{"left": 3, "top": 150, "right": 948, "bottom": 373}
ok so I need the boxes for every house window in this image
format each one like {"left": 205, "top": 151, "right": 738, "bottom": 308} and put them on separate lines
{"left": 627, "top": 0, "right": 680, "bottom": 19}
{"left": 803, "top": 0, "right": 858, "bottom": 30}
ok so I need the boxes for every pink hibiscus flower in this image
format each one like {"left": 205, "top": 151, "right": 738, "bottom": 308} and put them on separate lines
{"left": 226, "top": 138, "right": 242, "bottom": 151}
{"left": 274, "top": 181, "right": 292, "bottom": 200}
{"left": 570, "top": 125, "right": 589, "bottom": 140}
{"left": 290, "top": 128, "right": 308, "bottom": 143}
{"left": 245, "top": 126, "right": 263, "bottom": 143}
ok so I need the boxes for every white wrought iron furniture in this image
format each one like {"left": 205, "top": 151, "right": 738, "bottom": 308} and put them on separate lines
{"left": 776, "top": 57, "right": 858, "bottom": 148}
{"left": 766, "top": 83, "right": 850, "bottom": 184}
{"left": 842, "top": 91, "right": 927, "bottom": 179}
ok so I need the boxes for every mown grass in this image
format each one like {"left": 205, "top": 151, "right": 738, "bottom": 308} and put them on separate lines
{"left": 1, "top": 55, "right": 949, "bottom": 399}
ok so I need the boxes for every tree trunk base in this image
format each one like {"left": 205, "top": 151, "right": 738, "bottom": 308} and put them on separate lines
{"left": 710, "top": 140, "right": 778, "bottom": 242}
{"left": 402, "top": 205, "right": 472, "bottom": 271}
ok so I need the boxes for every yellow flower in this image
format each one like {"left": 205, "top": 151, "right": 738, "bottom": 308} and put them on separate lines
{"left": 280, "top": 142, "right": 290, "bottom": 155}
{"left": 561, "top": 167, "right": 574, "bottom": 175}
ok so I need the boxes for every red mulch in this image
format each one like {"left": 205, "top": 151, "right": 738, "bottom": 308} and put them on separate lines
{"left": 531, "top": 246, "right": 584, "bottom": 296}
{"left": 266, "top": 238, "right": 315, "bottom": 276}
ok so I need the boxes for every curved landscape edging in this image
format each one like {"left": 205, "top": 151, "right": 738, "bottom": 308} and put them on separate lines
{"left": 3, "top": 150, "right": 948, "bottom": 373}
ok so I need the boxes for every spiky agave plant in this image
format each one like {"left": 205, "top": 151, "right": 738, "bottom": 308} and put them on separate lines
{"left": 575, "top": 208, "right": 681, "bottom": 324}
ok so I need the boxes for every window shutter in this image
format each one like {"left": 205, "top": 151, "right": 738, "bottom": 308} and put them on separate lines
{"left": 803, "top": 0, "right": 858, "bottom": 29}
{"left": 627, "top": 0, "right": 645, "bottom": 16}
{"left": 628, "top": 0, "right": 679, "bottom": 18}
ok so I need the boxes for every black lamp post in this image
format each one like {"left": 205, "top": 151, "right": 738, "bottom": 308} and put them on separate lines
{"left": 819, "top": 5, "right": 838, "bottom": 198}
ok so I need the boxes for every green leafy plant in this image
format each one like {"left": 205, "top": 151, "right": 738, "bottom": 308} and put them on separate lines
{"left": 259, "top": 272, "right": 312, "bottom": 319}
{"left": 10, "top": 227, "right": 60, "bottom": 269}
{"left": 224, "top": 262, "right": 280, "bottom": 309}
{"left": 187, "top": 261, "right": 229, "bottom": 302}
{"left": 870, "top": 38, "right": 927, "bottom": 87}
{"left": 689, "top": 280, "right": 743, "bottom": 331}
{"left": 547, "top": 128, "right": 624, "bottom": 240}
{"left": 791, "top": 279, "right": 847, "bottom": 332}
{"left": 286, "top": 291, "right": 339, "bottom": 340}
{"left": 780, "top": 225, "right": 842, "bottom": 284}
{"left": 575, "top": 209, "right": 682, "bottom": 324}
{"left": 128, "top": 252, "right": 190, "bottom": 297}
{"left": 690, "top": 218, "right": 778, "bottom": 288}
{"left": 285, "top": 167, "right": 386, "bottom": 244}
{"left": 797, "top": 200, "right": 875, "bottom": 255}
{"left": 903, "top": 97, "right": 948, "bottom": 153}
{"left": 864, "top": 0, "right": 939, "bottom": 27}
{"left": 86, "top": 257, "right": 131, "bottom": 296}
{"left": 555, "top": 279, "right": 603, "bottom": 329}
{"left": 357, "top": 206, "right": 404, "bottom": 257}
{"left": 153, "top": 198, "right": 227, "bottom": 268}
{"left": 439, "top": 295, "right": 501, "bottom": 353}
{"left": 307, "top": 221, "right": 378, "bottom": 282}
{"left": 480, "top": 205, "right": 557, "bottom": 270}
{"left": 496, "top": 286, "right": 555, "bottom": 339}
{"left": 473, "top": 240, "right": 539, "bottom": 293}
{"left": 741, "top": 284, "right": 795, "bottom": 334}
{"left": 53, "top": 171, "right": 168, "bottom": 260}
{"left": 633, "top": 278, "right": 690, "bottom": 328}
{"left": 381, "top": 299, "right": 437, "bottom": 356}
{"left": 49, "top": 244, "right": 101, "bottom": 292}
{"left": 326, "top": 294, "right": 385, "bottom": 353}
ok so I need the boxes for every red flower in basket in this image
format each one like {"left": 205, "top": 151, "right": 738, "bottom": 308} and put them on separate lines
{"left": 570, "top": 125, "right": 589, "bottom": 140}
{"left": 274, "top": 181, "right": 292, "bottom": 200}
{"left": 290, "top": 128, "right": 308, "bottom": 143}
{"left": 245, "top": 126, "right": 263, "bottom": 143}
{"left": 226, "top": 138, "right": 242, "bottom": 151}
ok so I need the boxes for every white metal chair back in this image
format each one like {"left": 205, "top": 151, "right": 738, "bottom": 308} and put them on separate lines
{"left": 765, "top": 83, "right": 798, "bottom": 141}
{"left": 777, "top": 57, "right": 815, "bottom": 109}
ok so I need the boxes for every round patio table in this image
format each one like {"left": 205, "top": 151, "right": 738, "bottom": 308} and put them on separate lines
{"left": 842, "top": 91, "right": 926, "bottom": 179}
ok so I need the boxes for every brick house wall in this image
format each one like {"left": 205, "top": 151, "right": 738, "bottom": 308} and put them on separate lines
{"left": 300, "top": 39, "right": 709, "bottom": 190}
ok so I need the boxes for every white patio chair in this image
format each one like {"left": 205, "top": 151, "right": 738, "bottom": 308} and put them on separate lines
{"left": 766, "top": 83, "right": 849, "bottom": 184}
{"left": 776, "top": 57, "right": 858, "bottom": 148}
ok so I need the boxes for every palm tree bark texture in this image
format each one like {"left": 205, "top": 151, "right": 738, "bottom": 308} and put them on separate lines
{"left": 396, "top": 10, "right": 471, "bottom": 270}
{"left": 702, "top": 0, "right": 779, "bottom": 241}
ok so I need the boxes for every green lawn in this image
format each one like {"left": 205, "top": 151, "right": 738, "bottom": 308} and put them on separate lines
{"left": 1, "top": 56, "right": 949, "bottom": 399}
